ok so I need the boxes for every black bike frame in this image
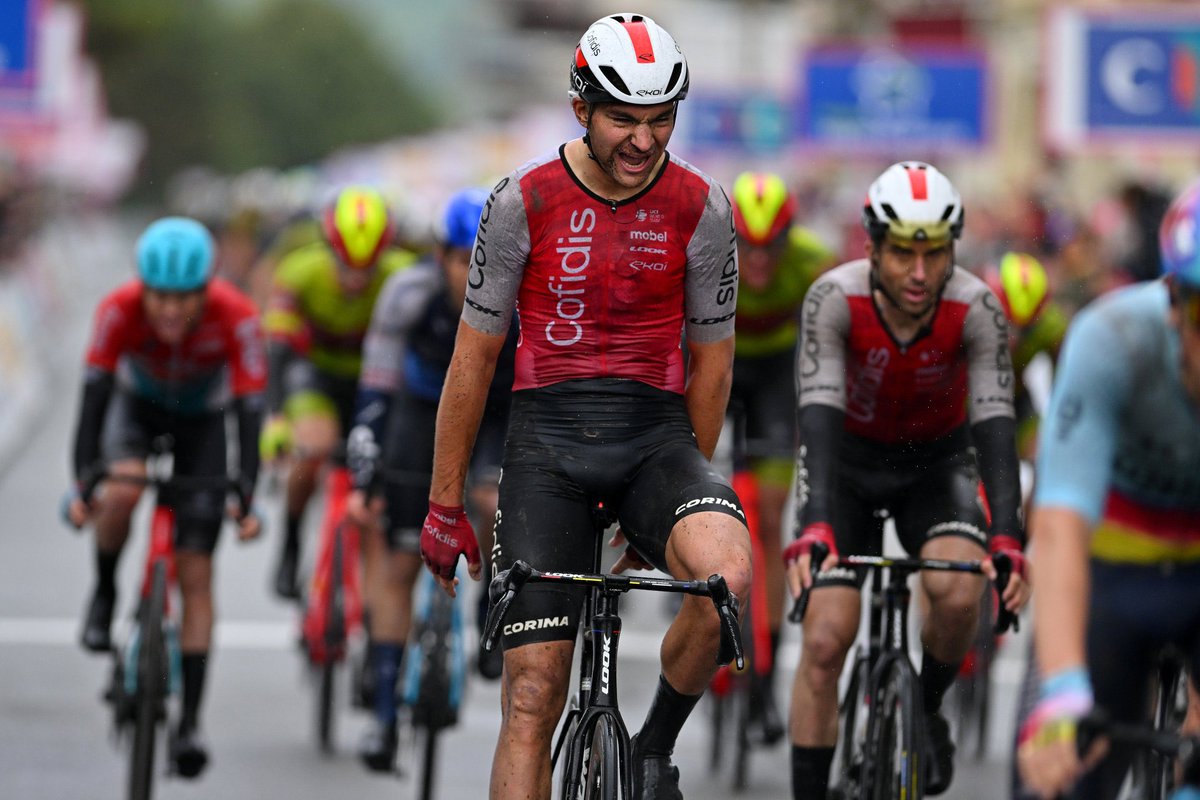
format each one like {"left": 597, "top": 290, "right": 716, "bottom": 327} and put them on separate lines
{"left": 484, "top": 549, "right": 743, "bottom": 800}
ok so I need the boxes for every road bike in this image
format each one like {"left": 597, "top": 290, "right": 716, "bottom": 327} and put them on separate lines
{"left": 792, "top": 542, "right": 1018, "bottom": 800}
{"left": 395, "top": 564, "right": 468, "bottom": 799}
{"left": 74, "top": 456, "right": 246, "bottom": 800}
{"left": 1074, "top": 707, "right": 1200, "bottom": 800}
{"left": 482, "top": 512, "right": 744, "bottom": 800}
{"left": 706, "top": 469, "right": 780, "bottom": 792}
{"left": 298, "top": 463, "right": 365, "bottom": 753}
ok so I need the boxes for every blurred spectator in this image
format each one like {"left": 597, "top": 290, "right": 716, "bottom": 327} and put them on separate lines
{"left": 214, "top": 208, "right": 267, "bottom": 294}
{"left": 0, "top": 160, "right": 43, "bottom": 266}
{"left": 1116, "top": 179, "right": 1172, "bottom": 283}
{"left": 1054, "top": 221, "right": 1126, "bottom": 318}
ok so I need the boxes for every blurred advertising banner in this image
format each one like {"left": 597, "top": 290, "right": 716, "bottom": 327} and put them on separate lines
{"left": 795, "top": 45, "right": 990, "bottom": 153}
{"left": 684, "top": 94, "right": 792, "bottom": 154}
{"left": 0, "top": 0, "right": 40, "bottom": 96}
{"left": 1046, "top": 6, "right": 1200, "bottom": 149}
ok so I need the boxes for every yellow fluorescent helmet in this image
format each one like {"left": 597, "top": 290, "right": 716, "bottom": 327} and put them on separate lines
{"left": 732, "top": 172, "right": 797, "bottom": 246}
{"left": 323, "top": 186, "right": 394, "bottom": 269}
{"left": 997, "top": 251, "right": 1049, "bottom": 326}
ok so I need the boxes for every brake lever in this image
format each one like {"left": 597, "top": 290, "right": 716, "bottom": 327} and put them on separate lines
{"left": 707, "top": 574, "right": 744, "bottom": 670}
{"left": 991, "top": 551, "right": 1020, "bottom": 634}
{"left": 481, "top": 561, "right": 534, "bottom": 653}
{"left": 788, "top": 540, "right": 829, "bottom": 624}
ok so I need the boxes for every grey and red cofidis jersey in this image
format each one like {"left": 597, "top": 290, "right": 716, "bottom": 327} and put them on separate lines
{"left": 798, "top": 259, "right": 1013, "bottom": 444}
{"left": 462, "top": 146, "right": 737, "bottom": 393}
{"left": 85, "top": 279, "right": 267, "bottom": 414}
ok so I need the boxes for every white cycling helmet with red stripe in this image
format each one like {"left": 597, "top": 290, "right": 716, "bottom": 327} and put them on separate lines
{"left": 570, "top": 13, "right": 689, "bottom": 105}
{"left": 862, "top": 161, "right": 964, "bottom": 243}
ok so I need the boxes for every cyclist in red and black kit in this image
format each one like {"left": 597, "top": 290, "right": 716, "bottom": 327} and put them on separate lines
{"left": 418, "top": 13, "right": 751, "bottom": 800}
{"left": 782, "top": 162, "right": 1032, "bottom": 797}
{"left": 67, "top": 217, "right": 265, "bottom": 777}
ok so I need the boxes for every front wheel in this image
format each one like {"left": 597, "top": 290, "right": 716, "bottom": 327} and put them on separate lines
{"left": 418, "top": 725, "right": 441, "bottom": 800}
{"left": 868, "top": 661, "right": 924, "bottom": 800}
{"left": 831, "top": 653, "right": 871, "bottom": 799}
{"left": 129, "top": 563, "right": 168, "bottom": 800}
{"left": 315, "top": 531, "right": 346, "bottom": 753}
{"left": 582, "top": 716, "right": 621, "bottom": 800}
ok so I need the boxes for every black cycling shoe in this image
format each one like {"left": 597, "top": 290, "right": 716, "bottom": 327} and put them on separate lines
{"left": 170, "top": 725, "right": 209, "bottom": 779}
{"left": 630, "top": 733, "right": 683, "bottom": 800}
{"left": 80, "top": 589, "right": 115, "bottom": 653}
{"left": 272, "top": 546, "right": 301, "bottom": 601}
{"left": 358, "top": 717, "right": 398, "bottom": 773}
{"left": 923, "top": 710, "right": 955, "bottom": 795}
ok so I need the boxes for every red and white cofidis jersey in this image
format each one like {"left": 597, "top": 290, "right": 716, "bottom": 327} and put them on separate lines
{"left": 798, "top": 260, "right": 1013, "bottom": 444}
{"left": 461, "top": 146, "right": 736, "bottom": 394}
{"left": 85, "top": 279, "right": 266, "bottom": 414}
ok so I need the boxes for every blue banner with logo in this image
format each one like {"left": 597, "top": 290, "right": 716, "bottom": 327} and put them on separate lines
{"left": 797, "top": 47, "right": 988, "bottom": 152}
{"left": 1046, "top": 7, "right": 1200, "bottom": 146}
{"left": 685, "top": 94, "right": 791, "bottom": 154}
{"left": 0, "top": 0, "right": 38, "bottom": 91}
{"left": 1086, "top": 20, "right": 1200, "bottom": 131}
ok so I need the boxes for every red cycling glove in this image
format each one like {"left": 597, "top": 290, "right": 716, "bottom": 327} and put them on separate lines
{"left": 421, "top": 501, "right": 480, "bottom": 580}
{"left": 782, "top": 522, "right": 838, "bottom": 567}
{"left": 989, "top": 534, "right": 1027, "bottom": 579}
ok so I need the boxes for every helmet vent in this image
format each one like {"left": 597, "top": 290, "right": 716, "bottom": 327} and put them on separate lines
{"left": 940, "top": 206, "right": 955, "bottom": 221}
{"left": 599, "top": 66, "right": 631, "bottom": 97}
{"left": 880, "top": 203, "right": 899, "bottom": 221}
{"left": 664, "top": 63, "right": 683, "bottom": 96}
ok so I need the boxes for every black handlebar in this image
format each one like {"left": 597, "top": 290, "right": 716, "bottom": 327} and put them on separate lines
{"left": 788, "top": 541, "right": 1019, "bottom": 635}
{"left": 481, "top": 560, "right": 745, "bottom": 670}
{"left": 1077, "top": 710, "right": 1200, "bottom": 764}
{"left": 71, "top": 469, "right": 251, "bottom": 527}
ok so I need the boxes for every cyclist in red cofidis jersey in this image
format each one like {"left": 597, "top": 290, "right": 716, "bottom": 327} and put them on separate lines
{"left": 67, "top": 217, "right": 266, "bottom": 778}
{"left": 418, "top": 13, "right": 751, "bottom": 800}
{"left": 782, "top": 162, "right": 1032, "bottom": 798}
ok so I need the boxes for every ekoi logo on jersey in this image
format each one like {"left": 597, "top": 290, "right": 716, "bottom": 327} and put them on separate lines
{"left": 546, "top": 207, "right": 596, "bottom": 348}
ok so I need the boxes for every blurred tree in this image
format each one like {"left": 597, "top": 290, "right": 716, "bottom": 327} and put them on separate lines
{"left": 82, "top": 0, "right": 440, "bottom": 198}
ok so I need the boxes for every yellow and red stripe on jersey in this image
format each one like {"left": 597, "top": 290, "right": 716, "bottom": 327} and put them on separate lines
{"left": 1090, "top": 489, "right": 1200, "bottom": 564}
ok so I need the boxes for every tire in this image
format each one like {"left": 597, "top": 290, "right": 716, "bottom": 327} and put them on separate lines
{"left": 316, "top": 531, "right": 345, "bottom": 753}
{"left": 869, "top": 660, "right": 924, "bottom": 800}
{"left": 316, "top": 663, "right": 336, "bottom": 754}
{"left": 830, "top": 653, "right": 871, "bottom": 799}
{"left": 582, "top": 716, "right": 621, "bottom": 800}
{"left": 707, "top": 689, "right": 726, "bottom": 773}
{"left": 129, "top": 562, "right": 167, "bottom": 800}
{"left": 732, "top": 674, "right": 751, "bottom": 792}
{"left": 419, "top": 725, "right": 440, "bottom": 800}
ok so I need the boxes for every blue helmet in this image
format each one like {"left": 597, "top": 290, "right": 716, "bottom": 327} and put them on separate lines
{"left": 439, "top": 187, "right": 490, "bottom": 251}
{"left": 1160, "top": 179, "right": 1200, "bottom": 289}
{"left": 136, "top": 217, "right": 215, "bottom": 292}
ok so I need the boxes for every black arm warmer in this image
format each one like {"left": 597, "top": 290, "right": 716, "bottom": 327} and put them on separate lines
{"left": 265, "top": 340, "right": 297, "bottom": 415}
{"left": 233, "top": 394, "right": 265, "bottom": 507}
{"left": 795, "top": 404, "right": 844, "bottom": 534}
{"left": 352, "top": 386, "right": 393, "bottom": 445}
{"left": 971, "top": 415, "right": 1024, "bottom": 546}
{"left": 72, "top": 370, "right": 114, "bottom": 483}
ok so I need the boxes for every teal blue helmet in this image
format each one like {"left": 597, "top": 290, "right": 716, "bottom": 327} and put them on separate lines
{"left": 136, "top": 217, "right": 215, "bottom": 292}
{"left": 439, "top": 187, "right": 490, "bottom": 250}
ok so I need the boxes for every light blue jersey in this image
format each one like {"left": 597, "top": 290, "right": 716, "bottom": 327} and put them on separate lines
{"left": 1035, "top": 281, "right": 1200, "bottom": 563}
